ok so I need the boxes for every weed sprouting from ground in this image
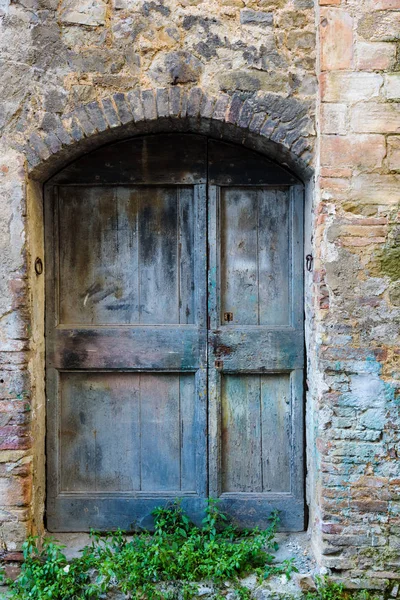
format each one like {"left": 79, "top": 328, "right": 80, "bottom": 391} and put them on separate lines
{"left": 1, "top": 500, "right": 280, "bottom": 599}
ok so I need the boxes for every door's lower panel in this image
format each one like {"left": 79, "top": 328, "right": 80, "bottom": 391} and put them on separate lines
{"left": 210, "top": 370, "right": 304, "bottom": 532}
{"left": 221, "top": 373, "right": 291, "bottom": 494}
{"left": 59, "top": 372, "right": 199, "bottom": 494}
{"left": 47, "top": 370, "right": 207, "bottom": 531}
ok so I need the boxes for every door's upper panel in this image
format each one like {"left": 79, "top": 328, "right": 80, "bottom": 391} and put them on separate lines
{"left": 208, "top": 140, "right": 299, "bottom": 186}
{"left": 49, "top": 134, "right": 207, "bottom": 185}
{"left": 57, "top": 185, "right": 197, "bottom": 326}
{"left": 47, "top": 134, "right": 300, "bottom": 187}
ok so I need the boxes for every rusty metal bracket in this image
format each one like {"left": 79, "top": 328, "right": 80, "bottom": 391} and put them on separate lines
{"left": 35, "top": 257, "right": 43, "bottom": 275}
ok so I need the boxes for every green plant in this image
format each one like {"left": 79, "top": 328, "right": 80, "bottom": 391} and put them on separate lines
{"left": 305, "top": 577, "right": 382, "bottom": 600}
{"left": 263, "top": 557, "right": 299, "bottom": 580}
{"left": 2, "top": 500, "right": 281, "bottom": 600}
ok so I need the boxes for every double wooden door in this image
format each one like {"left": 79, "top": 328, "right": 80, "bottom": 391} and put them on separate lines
{"left": 45, "top": 135, "right": 304, "bottom": 532}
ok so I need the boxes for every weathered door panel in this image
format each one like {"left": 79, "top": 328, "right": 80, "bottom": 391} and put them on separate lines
{"left": 208, "top": 180, "right": 304, "bottom": 531}
{"left": 46, "top": 180, "right": 207, "bottom": 532}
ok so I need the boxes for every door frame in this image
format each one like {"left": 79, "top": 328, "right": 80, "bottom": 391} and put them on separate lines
{"left": 37, "top": 132, "right": 309, "bottom": 533}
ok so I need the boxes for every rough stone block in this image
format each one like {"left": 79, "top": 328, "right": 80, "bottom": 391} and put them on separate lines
{"left": 149, "top": 52, "right": 203, "bottom": 86}
{"left": 358, "top": 12, "right": 400, "bottom": 42}
{"left": 373, "top": 0, "right": 400, "bottom": 8}
{"left": 237, "top": 99, "right": 254, "bottom": 130}
{"left": 321, "top": 72, "right": 383, "bottom": 103}
{"left": 28, "top": 133, "right": 50, "bottom": 162}
{"left": 384, "top": 74, "right": 400, "bottom": 99}
{"left": 61, "top": 114, "right": 85, "bottom": 142}
{"left": 240, "top": 9, "right": 273, "bottom": 26}
{"left": 218, "top": 69, "right": 288, "bottom": 94}
{"left": 141, "top": 89, "right": 157, "bottom": 121}
{"left": 156, "top": 88, "right": 169, "bottom": 118}
{"left": 43, "top": 132, "right": 62, "bottom": 155}
{"left": 0, "top": 476, "right": 31, "bottom": 507}
{"left": 168, "top": 87, "right": 182, "bottom": 118}
{"left": 41, "top": 113, "right": 73, "bottom": 146}
{"left": 388, "top": 136, "right": 400, "bottom": 171}
{"left": 113, "top": 93, "right": 133, "bottom": 124}
{"left": 127, "top": 90, "right": 145, "bottom": 122}
{"left": 356, "top": 42, "right": 397, "bottom": 70}
{"left": 351, "top": 174, "right": 400, "bottom": 205}
{"left": 320, "top": 9, "right": 353, "bottom": 71}
{"left": 59, "top": 0, "right": 107, "bottom": 26}
{"left": 212, "top": 94, "right": 230, "bottom": 122}
{"left": 225, "top": 94, "right": 243, "bottom": 125}
{"left": 321, "top": 134, "right": 386, "bottom": 169}
{"left": 73, "top": 106, "right": 97, "bottom": 137}
{"left": 249, "top": 111, "right": 267, "bottom": 134}
{"left": 200, "top": 95, "right": 215, "bottom": 119}
{"left": 351, "top": 103, "right": 400, "bottom": 133}
{"left": 100, "top": 98, "right": 120, "bottom": 128}
{"left": 320, "top": 103, "right": 348, "bottom": 134}
{"left": 187, "top": 87, "right": 203, "bottom": 118}
{"left": 84, "top": 101, "right": 108, "bottom": 132}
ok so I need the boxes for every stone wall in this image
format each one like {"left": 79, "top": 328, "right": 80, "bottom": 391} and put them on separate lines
{"left": 0, "top": 0, "right": 398, "bottom": 585}
{"left": 313, "top": 0, "right": 400, "bottom": 585}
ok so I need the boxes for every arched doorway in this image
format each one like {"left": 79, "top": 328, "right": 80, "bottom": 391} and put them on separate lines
{"left": 44, "top": 134, "right": 304, "bottom": 532}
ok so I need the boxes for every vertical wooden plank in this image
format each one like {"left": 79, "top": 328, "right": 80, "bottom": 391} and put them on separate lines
{"left": 221, "top": 375, "right": 262, "bottom": 493}
{"left": 92, "top": 374, "right": 141, "bottom": 491}
{"left": 59, "top": 186, "right": 143, "bottom": 325}
{"left": 179, "top": 187, "right": 195, "bottom": 325}
{"left": 258, "top": 189, "right": 290, "bottom": 327}
{"left": 140, "top": 374, "right": 181, "bottom": 491}
{"left": 208, "top": 184, "right": 221, "bottom": 497}
{"left": 220, "top": 188, "right": 259, "bottom": 325}
{"left": 112, "top": 187, "right": 140, "bottom": 325}
{"left": 260, "top": 374, "right": 291, "bottom": 493}
{"left": 60, "top": 373, "right": 97, "bottom": 492}
{"left": 193, "top": 184, "right": 208, "bottom": 498}
{"left": 139, "top": 188, "right": 179, "bottom": 324}
{"left": 291, "top": 185, "right": 304, "bottom": 329}
{"left": 290, "top": 369, "right": 305, "bottom": 503}
{"left": 180, "top": 375, "right": 196, "bottom": 492}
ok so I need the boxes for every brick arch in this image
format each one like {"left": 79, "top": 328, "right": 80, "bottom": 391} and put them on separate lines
{"left": 24, "top": 87, "right": 314, "bottom": 182}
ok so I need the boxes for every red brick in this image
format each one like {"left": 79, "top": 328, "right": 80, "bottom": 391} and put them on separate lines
{"left": 352, "top": 500, "right": 388, "bottom": 512}
{"left": 321, "top": 9, "right": 353, "bottom": 71}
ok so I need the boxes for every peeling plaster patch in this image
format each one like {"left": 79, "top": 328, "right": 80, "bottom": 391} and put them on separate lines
{"left": 344, "top": 373, "right": 386, "bottom": 409}
{"left": 0, "top": 0, "right": 9, "bottom": 17}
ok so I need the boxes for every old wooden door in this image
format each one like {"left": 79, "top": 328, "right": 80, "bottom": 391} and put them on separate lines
{"left": 45, "top": 134, "right": 304, "bottom": 532}
{"left": 208, "top": 141, "right": 304, "bottom": 530}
